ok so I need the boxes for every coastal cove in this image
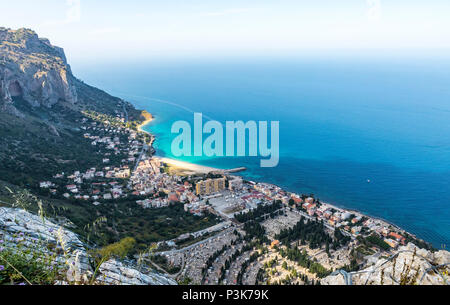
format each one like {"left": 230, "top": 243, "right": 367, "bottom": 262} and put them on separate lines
{"left": 74, "top": 57, "right": 450, "bottom": 248}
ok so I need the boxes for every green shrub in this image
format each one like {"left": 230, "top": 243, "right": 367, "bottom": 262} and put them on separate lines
{"left": 0, "top": 234, "right": 62, "bottom": 285}
{"left": 92, "top": 237, "right": 136, "bottom": 264}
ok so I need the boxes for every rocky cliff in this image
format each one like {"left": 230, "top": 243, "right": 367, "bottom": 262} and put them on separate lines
{"left": 0, "top": 28, "right": 77, "bottom": 113}
{"left": 321, "top": 243, "right": 449, "bottom": 285}
{"left": 0, "top": 27, "right": 139, "bottom": 118}
{"left": 0, "top": 27, "right": 144, "bottom": 187}
{"left": 0, "top": 206, "right": 176, "bottom": 285}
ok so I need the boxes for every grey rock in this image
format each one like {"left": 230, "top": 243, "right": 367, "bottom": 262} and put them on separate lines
{"left": 0, "top": 28, "right": 78, "bottom": 109}
{"left": 0, "top": 207, "right": 176, "bottom": 285}
{"left": 322, "top": 243, "right": 449, "bottom": 285}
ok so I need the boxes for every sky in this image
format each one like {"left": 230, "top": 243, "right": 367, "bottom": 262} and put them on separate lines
{"left": 1, "top": 0, "right": 450, "bottom": 62}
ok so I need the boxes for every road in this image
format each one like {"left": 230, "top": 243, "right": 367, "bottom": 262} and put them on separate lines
{"left": 133, "top": 144, "right": 148, "bottom": 172}
{"left": 330, "top": 270, "right": 353, "bottom": 285}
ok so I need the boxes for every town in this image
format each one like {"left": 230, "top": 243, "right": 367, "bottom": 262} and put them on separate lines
{"left": 37, "top": 110, "right": 432, "bottom": 285}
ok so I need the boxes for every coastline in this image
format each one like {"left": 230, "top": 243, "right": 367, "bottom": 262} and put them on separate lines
{"left": 136, "top": 113, "right": 223, "bottom": 175}
{"left": 135, "top": 112, "right": 430, "bottom": 247}
{"left": 154, "top": 156, "right": 223, "bottom": 174}
{"left": 137, "top": 110, "right": 154, "bottom": 133}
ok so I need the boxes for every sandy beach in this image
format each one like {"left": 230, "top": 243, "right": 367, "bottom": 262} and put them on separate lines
{"left": 136, "top": 112, "right": 222, "bottom": 174}
{"left": 137, "top": 119, "right": 153, "bottom": 132}
{"left": 137, "top": 112, "right": 154, "bottom": 133}
{"left": 153, "top": 156, "right": 222, "bottom": 174}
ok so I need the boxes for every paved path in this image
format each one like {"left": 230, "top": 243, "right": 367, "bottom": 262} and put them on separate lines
{"left": 133, "top": 144, "right": 148, "bottom": 172}
{"left": 330, "top": 270, "right": 353, "bottom": 285}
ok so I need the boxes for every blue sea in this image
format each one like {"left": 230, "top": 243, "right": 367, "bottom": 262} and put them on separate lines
{"left": 74, "top": 55, "right": 450, "bottom": 248}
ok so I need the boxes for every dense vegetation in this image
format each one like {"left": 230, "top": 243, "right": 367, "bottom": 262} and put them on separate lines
{"left": 361, "top": 234, "right": 391, "bottom": 251}
{"left": 54, "top": 199, "right": 220, "bottom": 250}
{"left": 0, "top": 187, "right": 220, "bottom": 253}
{"left": 91, "top": 237, "right": 137, "bottom": 265}
{"left": 0, "top": 99, "right": 102, "bottom": 188}
{"left": 235, "top": 200, "right": 283, "bottom": 223}
{"left": 0, "top": 235, "right": 61, "bottom": 285}
{"left": 279, "top": 246, "right": 331, "bottom": 278}
{"left": 243, "top": 221, "right": 269, "bottom": 244}
{"left": 275, "top": 217, "right": 350, "bottom": 250}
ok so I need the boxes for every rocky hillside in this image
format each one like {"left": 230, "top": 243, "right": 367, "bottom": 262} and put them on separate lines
{"left": 0, "top": 27, "right": 144, "bottom": 187}
{"left": 0, "top": 27, "right": 140, "bottom": 116}
{"left": 0, "top": 206, "right": 176, "bottom": 285}
{"left": 321, "top": 243, "right": 449, "bottom": 285}
{"left": 0, "top": 28, "right": 77, "bottom": 112}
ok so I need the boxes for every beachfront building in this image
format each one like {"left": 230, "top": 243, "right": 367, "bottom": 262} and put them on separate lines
{"left": 196, "top": 178, "right": 226, "bottom": 195}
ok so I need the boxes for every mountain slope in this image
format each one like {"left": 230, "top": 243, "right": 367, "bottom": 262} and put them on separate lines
{"left": 0, "top": 27, "right": 144, "bottom": 187}
{"left": 0, "top": 27, "right": 139, "bottom": 116}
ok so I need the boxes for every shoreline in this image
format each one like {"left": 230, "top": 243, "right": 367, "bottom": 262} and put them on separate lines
{"left": 135, "top": 111, "right": 431, "bottom": 246}
{"left": 153, "top": 156, "right": 223, "bottom": 174}
{"left": 136, "top": 113, "right": 230, "bottom": 175}
{"left": 137, "top": 113, "right": 154, "bottom": 133}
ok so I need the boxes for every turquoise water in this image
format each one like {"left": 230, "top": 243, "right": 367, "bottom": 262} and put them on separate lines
{"left": 74, "top": 56, "right": 450, "bottom": 248}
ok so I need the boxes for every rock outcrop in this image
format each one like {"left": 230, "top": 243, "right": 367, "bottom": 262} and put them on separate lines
{"left": 0, "top": 207, "right": 177, "bottom": 285}
{"left": 0, "top": 28, "right": 78, "bottom": 112}
{"left": 0, "top": 27, "right": 142, "bottom": 122}
{"left": 322, "top": 243, "right": 449, "bottom": 285}
{"left": 97, "top": 259, "right": 176, "bottom": 285}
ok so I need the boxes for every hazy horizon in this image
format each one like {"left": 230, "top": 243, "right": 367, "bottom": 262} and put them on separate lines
{"left": 1, "top": 0, "right": 450, "bottom": 63}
